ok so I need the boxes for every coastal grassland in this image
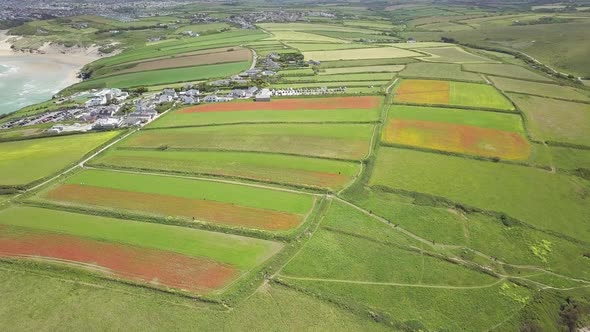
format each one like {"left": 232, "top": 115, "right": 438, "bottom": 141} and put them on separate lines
{"left": 509, "top": 93, "right": 590, "bottom": 146}
{"left": 0, "top": 206, "right": 281, "bottom": 270}
{"left": 119, "top": 124, "right": 374, "bottom": 160}
{"left": 393, "top": 42, "right": 451, "bottom": 49}
{"left": 419, "top": 46, "right": 496, "bottom": 63}
{"left": 545, "top": 146, "right": 590, "bottom": 171}
{"left": 370, "top": 147, "right": 590, "bottom": 242}
{"left": 282, "top": 201, "right": 494, "bottom": 286}
{"left": 393, "top": 79, "right": 514, "bottom": 110}
{"left": 383, "top": 105, "right": 530, "bottom": 159}
{"left": 307, "top": 31, "right": 399, "bottom": 43}
{"left": 280, "top": 279, "right": 531, "bottom": 331}
{"left": 69, "top": 61, "right": 250, "bottom": 90}
{"left": 90, "top": 149, "right": 360, "bottom": 191}
{"left": 419, "top": 21, "right": 474, "bottom": 31}
{"left": 0, "top": 265, "right": 390, "bottom": 331}
{"left": 36, "top": 169, "right": 315, "bottom": 231}
{"left": 343, "top": 187, "right": 590, "bottom": 279}
{"left": 462, "top": 63, "right": 553, "bottom": 82}
{"left": 0, "top": 131, "right": 119, "bottom": 187}
{"left": 149, "top": 96, "right": 383, "bottom": 127}
{"left": 490, "top": 77, "right": 590, "bottom": 102}
{"left": 280, "top": 72, "right": 394, "bottom": 83}
{"left": 302, "top": 47, "right": 421, "bottom": 61}
{"left": 320, "top": 65, "right": 405, "bottom": 75}
{"left": 398, "top": 62, "right": 485, "bottom": 82}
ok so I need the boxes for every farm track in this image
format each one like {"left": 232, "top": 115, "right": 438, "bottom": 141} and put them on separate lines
{"left": 276, "top": 275, "right": 506, "bottom": 289}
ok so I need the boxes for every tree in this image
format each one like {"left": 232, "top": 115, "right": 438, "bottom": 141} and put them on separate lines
{"left": 560, "top": 298, "right": 581, "bottom": 332}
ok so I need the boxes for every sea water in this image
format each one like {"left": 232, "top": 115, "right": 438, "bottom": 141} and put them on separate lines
{"left": 0, "top": 55, "right": 80, "bottom": 115}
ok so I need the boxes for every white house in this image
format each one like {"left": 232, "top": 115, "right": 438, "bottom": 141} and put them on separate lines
{"left": 204, "top": 95, "right": 233, "bottom": 103}
{"left": 255, "top": 88, "right": 271, "bottom": 102}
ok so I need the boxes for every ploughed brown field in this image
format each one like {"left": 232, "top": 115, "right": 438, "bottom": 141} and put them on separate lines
{"left": 45, "top": 184, "right": 304, "bottom": 231}
{"left": 115, "top": 47, "right": 252, "bottom": 75}
{"left": 0, "top": 224, "right": 237, "bottom": 293}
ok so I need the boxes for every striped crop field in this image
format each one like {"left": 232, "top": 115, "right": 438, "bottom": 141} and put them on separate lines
{"left": 37, "top": 169, "right": 316, "bottom": 232}
{"left": 150, "top": 96, "right": 383, "bottom": 128}
{"left": 0, "top": 206, "right": 282, "bottom": 293}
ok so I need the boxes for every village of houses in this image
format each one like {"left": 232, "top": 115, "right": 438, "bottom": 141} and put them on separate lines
{"left": 0, "top": 54, "right": 349, "bottom": 135}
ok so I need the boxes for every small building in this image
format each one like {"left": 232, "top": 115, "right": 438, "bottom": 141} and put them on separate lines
{"left": 308, "top": 60, "right": 321, "bottom": 66}
{"left": 204, "top": 95, "right": 233, "bottom": 103}
{"left": 185, "top": 89, "right": 200, "bottom": 97}
{"left": 93, "top": 117, "right": 122, "bottom": 130}
{"left": 407, "top": 37, "right": 416, "bottom": 43}
{"left": 182, "top": 96, "right": 199, "bottom": 104}
{"left": 255, "top": 88, "right": 271, "bottom": 102}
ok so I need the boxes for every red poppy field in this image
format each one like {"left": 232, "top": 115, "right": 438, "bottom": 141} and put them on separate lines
{"left": 0, "top": 225, "right": 237, "bottom": 293}
{"left": 180, "top": 96, "right": 381, "bottom": 113}
{"left": 383, "top": 119, "right": 531, "bottom": 160}
{"left": 45, "top": 184, "right": 304, "bottom": 231}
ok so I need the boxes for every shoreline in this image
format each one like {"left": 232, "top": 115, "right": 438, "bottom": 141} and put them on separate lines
{"left": 0, "top": 30, "right": 100, "bottom": 88}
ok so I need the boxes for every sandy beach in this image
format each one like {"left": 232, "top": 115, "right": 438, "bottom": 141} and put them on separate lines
{"left": 0, "top": 30, "right": 101, "bottom": 114}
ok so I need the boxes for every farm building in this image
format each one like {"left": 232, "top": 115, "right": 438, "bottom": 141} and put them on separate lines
{"left": 204, "top": 95, "right": 233, "bottom": 103}
{"left": 255, "top": 88, "right": 271, "bottom": 102}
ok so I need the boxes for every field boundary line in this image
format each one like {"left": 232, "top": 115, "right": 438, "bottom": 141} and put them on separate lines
{"left": 271, "top": 197, "right": 332, "bottom": 279}
{"left": 277, "top": 275, "right": 505, "bottom": 289}
{"left": 145, "top": 120, "right": 380, "bottom": 131}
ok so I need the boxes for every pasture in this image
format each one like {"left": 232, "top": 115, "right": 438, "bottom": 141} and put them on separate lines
{"left": 490, "top": 77, "right": 590, "bottom": 101}
{"left": 303, "top": 47, "right": 421, "bottom": 61}
{"left": 509, "top": 93, "right": 590, "bottom": 146}
{"left": 280, "top": 72, "right": 394, "bottom": 83}
{"left": 90, "top": 149, "right": 360, "bottom": 190}
{"left": 39, "top": 169, "right": 315, "bottom": 231}
{"left": 0, "top": 206, "right": 282, "bottom": 292}
{"left": 419, "top": 47, "right": 496, "bottom": 63}
{"left": 462, "top": 63, "right": 553, "bottom": 82}
{"left": 393, "top": 79, "right": 514, "bottom": 110}
{"left": 370, "top": 147, "right": 590, "bottom": 242}
{"left": 120, "top": 124, "right": 375, "bottom": 160}
{"left": 150, "top": 96, "right": 382, "bottom": 128}
{"left": 0, "top": 131, "right": 119, "bottom": 187}
{"left": 398, "top": 63, "right": 485, "bottom": 82}
{"left": 383, "top": 105, "right": 530, "bottom": 159}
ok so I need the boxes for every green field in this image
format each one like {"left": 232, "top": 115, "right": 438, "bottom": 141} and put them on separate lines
{"left": 286, "top": 42, "right": 371, "bottom": 52}
{"left": 463, "top": 63, "right": 553, "bottom": 82}
{"left": 70, "top": 61, "right": 250, "bottom": 90}
{"left": 119, "top": 124, "right": 374, "bottom": 160}
{"left": 0, "top": 268, "right": 390, "bottom": 331}
{"left": 547, "top": 146, "right": 590, "bottom": 171}
{"left": 0, "top": 206, "right": 281, "bottom": 269}
{"left": 399, "top": 62, "right": 485, "bottom": 82}
{"left": 0, "top": 131, "right": 119, "bottom": 187}
{"left": 320, "top": 65, "right": 405, "bottom": 75}
{"left": 90, "top": 149, "right": 360, "bottom": 190}
{"left": 370, "top": 147, "right": 590, "bottom": 242}
{"left": 150, "top": 108, "right": 381, "bottom": 128}
{"left": 280, "top": 72, "right": 394, "bottom": 83}
{"left": 420, "top": 46, "right": 496, "bottom": 63}
{"left": 282, "top": 201, "right": 495, "bottom": 286}
{"left": 271, "top": 81, "right": 390, "bottom": 90}
{"left": 303, "top": 47, "right": 421, "bottom": 61}
{"left": 490, "top": 77, "right": 590, "bottom": 101}
{"left": 509, "top": 93, "right": 590, "bottom": 146}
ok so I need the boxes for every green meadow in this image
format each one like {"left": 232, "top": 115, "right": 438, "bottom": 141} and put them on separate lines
{"left": 370, "top": 147, "right": 590, "bottom": 242}
{"left": 0, "top": 131, "right": 119, "bottom": 187}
